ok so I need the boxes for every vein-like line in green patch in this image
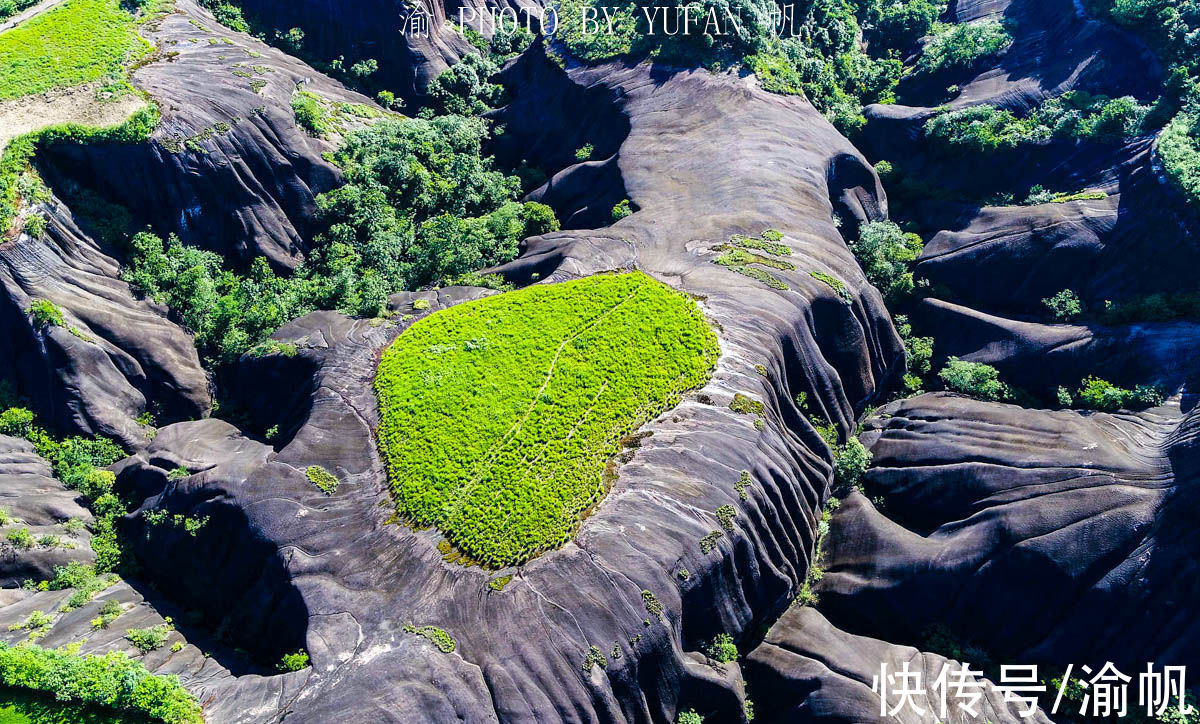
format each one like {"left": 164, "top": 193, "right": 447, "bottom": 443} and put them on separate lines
{"left": 374, "top": 271, "right": 720, "bottom": 568}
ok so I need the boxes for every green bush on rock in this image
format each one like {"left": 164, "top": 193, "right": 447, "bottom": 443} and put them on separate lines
{"left": 0, "top": 642, "right": 202, "bottom": 723}
{"left": 916, "top": 19, "right": 1012, "bottom": 75}
{"left": 1160, "top": 113, "right": 1200, "bottom": 206}
{"left": 375, "top": 272, "right": 719, "bottom": 567}
{"left": 1042, "top": 289, "right": 1084, "bottom": 321}
{"left": 925, "top": 92, "right": 1151, "bottom": 153}
{"left": 938, "top": 358, "right": 1010, "bottom": 401}
{"left": 850, "top": 221, "right": 924, "bottom": 304}
{"left": 1075, "top": 377, "right": 1163, "bottom": 411}
{"left": 704, "top": 633, "right": 738, "bottom": 663}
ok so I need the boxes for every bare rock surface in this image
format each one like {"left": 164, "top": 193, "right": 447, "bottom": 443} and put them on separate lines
{"left": 815, "top": 393, "right": 1199, "bottom": 671}
{"left": 0, "top": 196, "right": 210, "bottom": 446}
{"left": 910, "top": 298, "right": 1200, "bottom": 396}
{"left": 745, "top": 606, "right": 1053, "bottom": 723}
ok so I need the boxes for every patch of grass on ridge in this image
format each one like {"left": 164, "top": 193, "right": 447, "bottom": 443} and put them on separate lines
{"left": 375, "top": 272, "right": 719, "bottom": 568}
{"left": 0, "top": 0, "right": 146, "bottom": 100}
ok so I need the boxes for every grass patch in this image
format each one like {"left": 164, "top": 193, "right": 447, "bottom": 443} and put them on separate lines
{"left": 375, "top": 272, "right": 718, "bottom": 567}
{"left": 811, "top": 271, "right": 853, "bottom": 303}
{"left": 0, "top": 0, "right": 146, "bottom": 100}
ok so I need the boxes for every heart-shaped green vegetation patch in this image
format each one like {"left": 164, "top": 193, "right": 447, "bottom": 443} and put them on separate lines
{"left": 375, "top": 272, "right": 719, "bottom": 567}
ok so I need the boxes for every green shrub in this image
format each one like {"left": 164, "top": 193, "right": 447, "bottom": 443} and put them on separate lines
{"left": 427, "top": 53, "right": 501, "bottom": 116}
{"left": 1075, "top": 377, "right": 1164, "bottom": 411}
{"left": 0, "top": 642, "right": 202, "bottom": 722}
{"left": 8, "top": 611, "right": 52, "bottom": 639}
{"left": 611, "top": 199, "right": 632, "bottom": 221}
{"left": 291, "top": 90, "right": 328, "bottom": 137}
{"left": 200, "top": 0, "right": 249, "bottom": 31}
{"left": 90, "top": 600, "right": 122, "bottom": 629}
{"left": 699, "top": 530, "right": 723, "bottom": 554}
{"left": 729, "top": 393, "right": 764, "bottom": 416}
{"left": 896, "top": 315, "right": 933, "bottom": 393}
{"left": 833, "top": 437, "right": 871, "bottom": 490}
{"left": 938, "top": 358, "right": 1010, "bottom": 400}
{"left": 27, "top": 300, "right": 64, "bottom": 328}
{"left": 705, "top": 633, "right": 738, "bottom": 663}
{"left": 734, "top": 471, "right": 752, "bottom": 501}
{"left": 277, "top": 651, "right": 309, "bottom": 672}
{"left": 850, "top": 222, "right": 924, "bottom": 304}
{"left": 279, "top": 26, "right": 305, "bottom": 51}
{"left": 1057, "top": 386, "right": 1074, "bottom": 407}
{"left": 125, "top": 622, "right": 173, "bottom": 653}
{"left": 402, "top": 624, "right": 455, "bottom": 653}
{"left": 49, "top": 562, "right": 117, "bottom": 611}
{"left": 916, "top": 19, "right": 1012, "bottom": 74}
{"left": 715, "top": 504, "right": 737, "bottom": 532}
{"left": 375, "top": 273, "right": 718, "bottom": 567}
{"left": 376, "top": 90, "right": 397, "bottom": 109}
{"left": 521, "top": 201, "right": 560, "bottom": 236}
{"left": 22, "top": 214, "right": 46, "bottom": 238}
{"left": 925, "top": 92, "right": 1151, "bottom": 153}
{"left": 1042, "top": 289, "right": 1084, "bottom": 321}
{"left": 575, "top": 143, "right": 594, "bottom": 161}
{"left": 350, "top": 58, "right": 377, "bottom": 77}
{"left": 677, "top": 710, "right": 703, "bottom": 724}
{"left": 6, "top": 527, "right": 33, "bottom": 550}
{"left": 306, "top": 465, "right": 339, "bottom": 495}
{"left": 0, "top": 407, "right": 34, "bottom": 437}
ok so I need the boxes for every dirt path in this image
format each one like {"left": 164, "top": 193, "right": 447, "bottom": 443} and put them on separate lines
{"left": 0, "top": 0, "right": 66, "bottom": 34}
{"left": 0, "top": 83, "right": 146, "bottom": 151}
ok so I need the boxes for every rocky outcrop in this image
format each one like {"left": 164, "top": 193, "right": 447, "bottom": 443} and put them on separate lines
{"left": 75, "top": 56, "right": 905, "bottom": 723}
{"left": 915, "top": 140, "right": 1200, "bottom": 316}
{"left": 0, "top": 196, "right": 210, "bottom": 446}
{"left": 909, "top": 298, "right": 1200, "bottom": 397}
{"left": 0, "top": 435, "right": 94, "bottom": 586}
{"left": 896, "top": 0, "right": 1160, "bottom": 111}
{"left": 809, "top": 392, "right": 1199, "bottom": 672}
{"left": 745, "top": 606, "right": 1053, "bottom": 723}
{"left": 42, "top": 0, "right": 376, "bottom": 271}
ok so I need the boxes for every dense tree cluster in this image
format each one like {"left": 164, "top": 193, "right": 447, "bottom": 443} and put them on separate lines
{"left": 556, "top": 0, "right": 947, "bottom": 130}
{"left": 1084, "top": 0, "right": 1200, "bottom": 204}
{"left": 915, "top": 18, "right": 1011, "bottom": 74}
{"left": 125, "top": 116, "right": 558, "bottom": 363}
{"left": 924, "top": 91, "right": 1152, "bottom": 152}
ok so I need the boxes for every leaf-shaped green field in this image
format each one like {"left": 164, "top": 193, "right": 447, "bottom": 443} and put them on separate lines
{"left": 375, "top": 272, "right": 719, "bottom": 567}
